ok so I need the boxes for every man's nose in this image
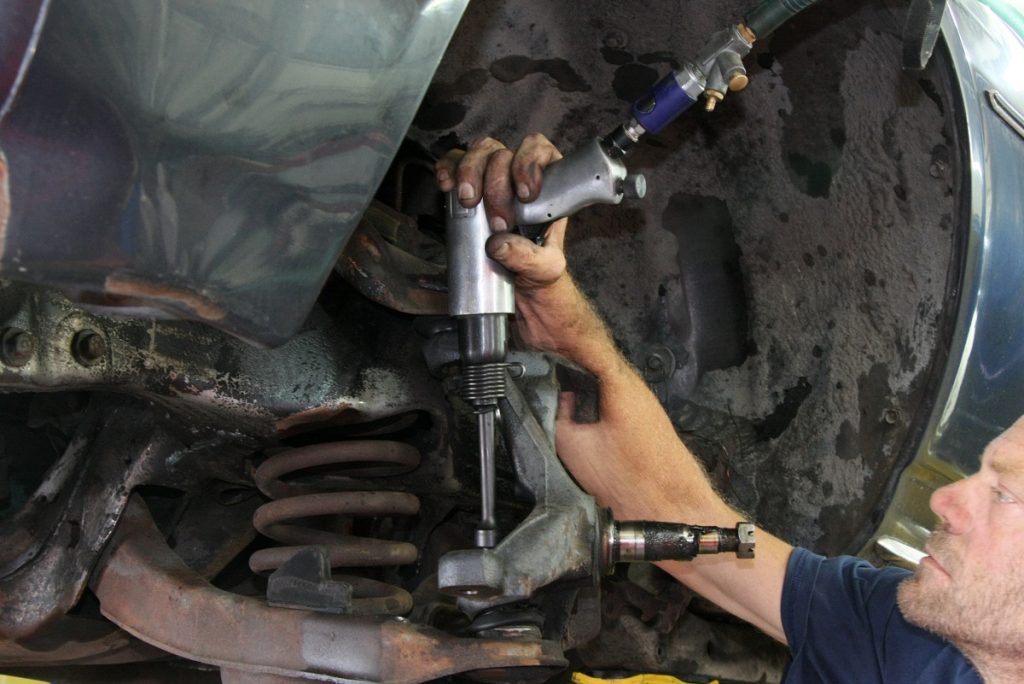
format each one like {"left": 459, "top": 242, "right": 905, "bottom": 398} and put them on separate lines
{"left": 929, "top": 478, "right": 972, "bottom": 533}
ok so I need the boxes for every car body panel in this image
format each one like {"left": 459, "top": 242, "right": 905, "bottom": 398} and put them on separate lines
{"left": 870, "top": 0, "right": 1024, "bottom": 563}
{"left": 0, "top": 0, "right": 468, "bottom": 346}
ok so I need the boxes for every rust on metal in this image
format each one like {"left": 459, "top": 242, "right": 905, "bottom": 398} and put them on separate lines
{"left": 254, "top": 441, "right": 421, "bottom": 498}
{"left": 250, "top": 440, "right": 423, "bottom": 615}
{"left": 104, "top": 275, "right": 228, "bottom": 321}
{"left": 273, "top": 402, "right": 360, "bottom": 435}
{"left": 336, "top": 208, "right": 449, "bottom": 316}
{"left": 0, "top": 150, "right": 9, "bottom": 255}
{"left": 92, "top": 496, "right": 567, "bottom": 682}
{"left": 378, "top": 619, "right": 565, "bottom": 682}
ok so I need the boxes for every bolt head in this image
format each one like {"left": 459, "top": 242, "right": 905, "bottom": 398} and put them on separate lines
{"left": 603, "top": 30, "right": 628, "bottom": 50}
{"left": 1, "top": 329, "right": 33, "bottom": 367}
{"left": 72, "top": 330, "right": 107, "bottom": 366}
{"left": 929, "top": 160, "right": 947, "bottom": 178}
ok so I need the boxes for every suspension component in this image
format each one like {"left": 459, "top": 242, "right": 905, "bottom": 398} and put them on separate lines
{"left": 249, "top": 439, "right": 421, "bottom": 616}
{"left": 604, "top": 520, "right": 756, "bottom": 566}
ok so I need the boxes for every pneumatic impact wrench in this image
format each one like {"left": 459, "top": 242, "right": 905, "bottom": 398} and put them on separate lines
{"left": 445, "top": 189, "right": 513, "bottom": 548}
{"left": 511, "top": 0, "right": 823, "bottom": 233}
{"left": 443, "top": 192, "right": 756, "bottom": 564}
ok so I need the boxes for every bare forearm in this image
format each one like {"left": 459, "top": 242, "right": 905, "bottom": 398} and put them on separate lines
{"left": 512, "top": 275, "right": 626, "bottom": 376}
{"left": 523, "top": 274, "right": 790, "bottom": 641}
{"left": 517, "top": 274, "right": 731, "bottom": 520}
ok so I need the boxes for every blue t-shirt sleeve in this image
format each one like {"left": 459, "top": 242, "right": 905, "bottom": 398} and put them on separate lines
{"left": 781, "top": 547, "right": 981, "bottom": 683}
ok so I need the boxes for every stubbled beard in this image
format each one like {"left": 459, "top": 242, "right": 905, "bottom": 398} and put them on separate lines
{"left": 897, "top": 532, "right": 1024, "bottom": 659}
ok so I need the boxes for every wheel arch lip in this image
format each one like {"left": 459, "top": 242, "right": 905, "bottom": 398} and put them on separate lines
{"left": 867, "top": 0, "right": 1024, "bottom": 564}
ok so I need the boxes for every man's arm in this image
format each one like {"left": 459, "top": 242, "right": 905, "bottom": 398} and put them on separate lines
{"left": 437, "top": 134, "right": 794, "bottom": 643}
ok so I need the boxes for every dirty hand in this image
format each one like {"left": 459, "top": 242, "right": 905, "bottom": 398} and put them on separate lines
{"left": 435, "top": 134, "right": 569, "bottom": 293}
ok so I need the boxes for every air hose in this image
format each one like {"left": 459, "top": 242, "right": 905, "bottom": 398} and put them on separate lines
{"left": 743, "top": 0, "right": 823, "bottom": 39}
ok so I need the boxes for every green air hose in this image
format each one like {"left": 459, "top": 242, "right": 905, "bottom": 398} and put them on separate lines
{"left": 743, "top": 0, "right": 823, "bottom": 39}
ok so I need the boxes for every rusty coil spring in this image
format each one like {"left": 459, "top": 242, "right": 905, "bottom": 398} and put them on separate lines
{"left": 249, "top": 440, "right": 421, "bottom": 616}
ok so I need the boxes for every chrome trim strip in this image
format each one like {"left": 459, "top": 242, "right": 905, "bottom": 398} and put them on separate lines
{"left": 987, "top": 89, "right": 1024, "bottom": 140}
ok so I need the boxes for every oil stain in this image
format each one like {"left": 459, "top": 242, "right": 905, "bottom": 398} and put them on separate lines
{"left": 600, "top": 47, "right": 633, "bottom": 65}
{"left": 414, "top": 102, "right": 467, "bottom": 131}
{"left": 787, "top": 152, "right": 833, "bottom": 198}
{"left": 489, "top": 56, "right": 591, "bottom": 92}
{"left": 413, "top": 68, "right": 490, "bottom": 131}
{"left": 769, "top": 6, "right": 857, "bottom": 199}
{"left": 835, "top": 419, "right": 859, "bottom": 460}
{"left": 757, "top": 377, "right": 813, "bottom": 439}
{"left": 612, "top": 63, "right": 659, "bottom": 103}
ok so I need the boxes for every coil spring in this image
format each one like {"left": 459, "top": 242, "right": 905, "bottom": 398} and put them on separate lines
{"left": 249, "top": 439, "right": 421, "bottom": 616}
{"left": 461, "top": 363, "right": 508, "bottom": 409}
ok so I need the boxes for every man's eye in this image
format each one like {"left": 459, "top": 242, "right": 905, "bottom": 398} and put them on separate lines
{"left": 992, "top": 487, "right": 1018, "bottom": 504}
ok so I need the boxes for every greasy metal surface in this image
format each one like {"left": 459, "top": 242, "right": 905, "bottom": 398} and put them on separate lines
{"left": 439, "top": 362, "right": 602, "bottom": 609}
{"left": 867, "top": 0, "right": 1024, "bottom": 558}
{"left": 412, "top": 0, "right": 960, "bottom": 554}
{"left": 0, "top": 279, "right": 459, "bottom": 638}
{"left": 0, "top": 0, "right": 468, "bottom": 345}
{"left": 577, "top": 568, "right": 786, "bottom": 681}
{"left": 336, "top": 203, "right": 448, "bottom": 316}
{"left": 92, "top": 496, "right": 568, "bottom": 683}
{"left": 0, "top": 403, "right": 178, "bottom": 639}
{"left": 0, "top": 619, "right": 163, "bottom": 667}
{"left": 0, "top": 281, "right": 450, "bottom": 444}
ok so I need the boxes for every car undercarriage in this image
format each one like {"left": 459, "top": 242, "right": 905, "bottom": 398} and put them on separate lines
{"left": 0, "top": 0, "right": 1002, "bottom": 681}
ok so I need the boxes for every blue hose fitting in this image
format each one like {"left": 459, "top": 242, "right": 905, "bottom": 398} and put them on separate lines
{"left": 630, "top": 63, "right": 706, "bottom": 135}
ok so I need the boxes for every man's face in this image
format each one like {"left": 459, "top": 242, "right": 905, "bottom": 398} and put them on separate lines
{"left": 897, "top": 416, "right": 1024, "bottom": 657}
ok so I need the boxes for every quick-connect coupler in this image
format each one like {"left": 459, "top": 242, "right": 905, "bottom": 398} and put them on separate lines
{"left": 603, "top": 519, "right": 755, "bottom": 568}
{"left": 630, "top": 63, "right": 706, "bottom": 136}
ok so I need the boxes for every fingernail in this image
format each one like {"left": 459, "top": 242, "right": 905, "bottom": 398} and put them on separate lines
{"left": 493, "top": 241, "right": 510, "bottom": 257}
{"left": 516, "top": 183, "right": 530, "bottom": 200}
{"left": 490, "top": 216, "right": 508, "bottom": 232}
{"left": 458, "top": 182, "right": 475, "bottom": 200}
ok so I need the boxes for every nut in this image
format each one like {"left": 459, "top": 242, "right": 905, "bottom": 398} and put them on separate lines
{"left": 736, "top": 523, "right": 756, "bottom": 559}
{"left": 883, "top": 408, "right": 902, "bottom": 425}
